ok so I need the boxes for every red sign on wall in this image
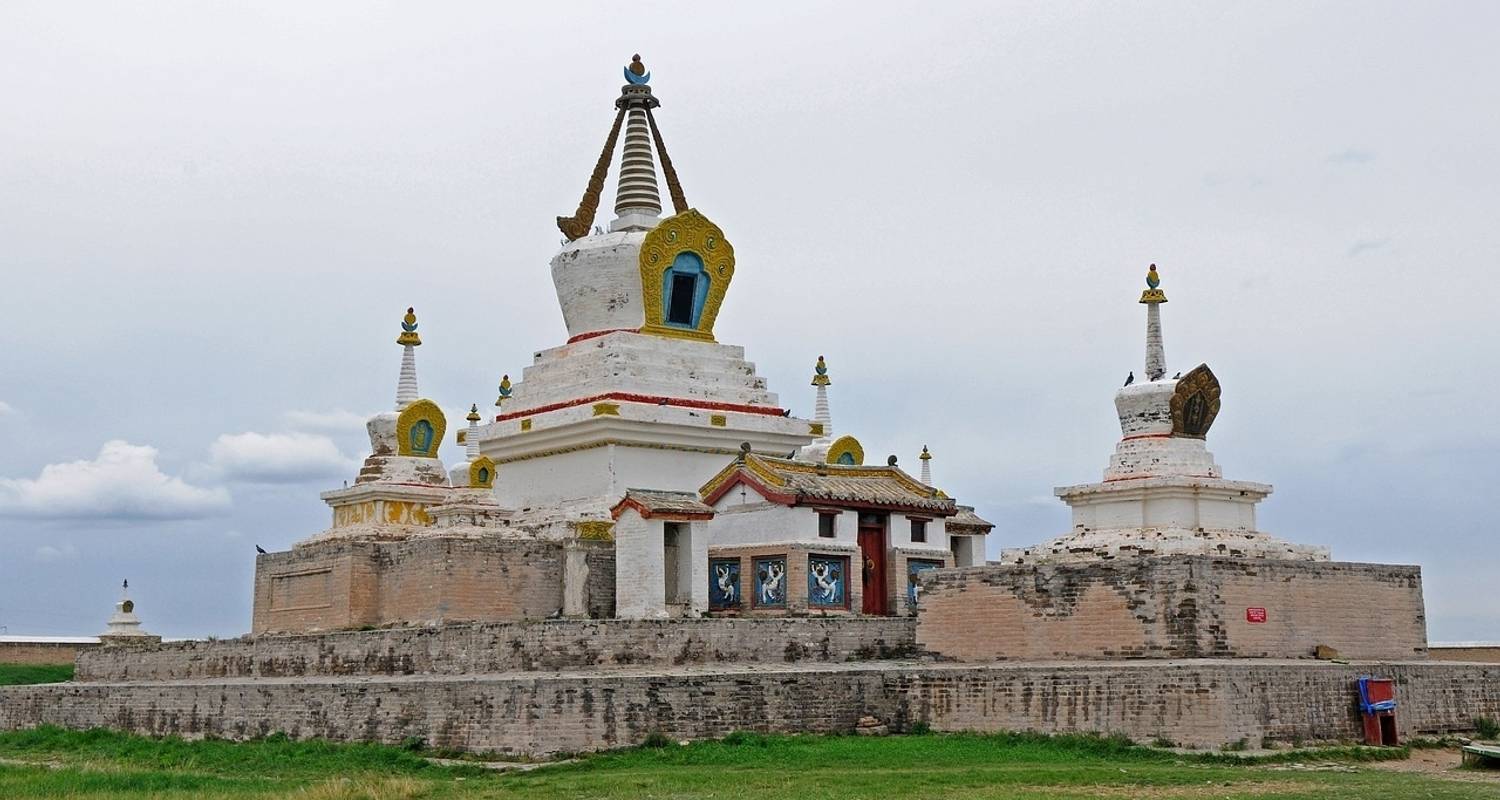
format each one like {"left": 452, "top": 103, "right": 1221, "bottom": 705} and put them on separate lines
{"left": 1246, "top": 607, "right": 1268, "bottom": 623}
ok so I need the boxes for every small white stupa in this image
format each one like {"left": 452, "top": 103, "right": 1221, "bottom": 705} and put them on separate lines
{"left": 99, "top": 579, "right": 160, "bottom": 646}
{"left": 1003, "top": 265, "right": 1329, "bottom": 564}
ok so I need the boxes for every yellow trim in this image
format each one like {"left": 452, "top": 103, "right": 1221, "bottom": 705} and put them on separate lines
{"left": 576, "top": 520, "right": 615, "bottom": 541}
{"left": 1140, "top": 288, "right": 1167, "bottom": 304}
{"left": 638, "top": 209, "right": 735, "bottom": 342}
{"left": 396, "top": 399, "right": 447, "bottom": 458}
{"left": 808, "top": 422, "right": 825, "bottom": 437}
{"left": 469, "top": 456, "right": 497, "bottom": 489}
{"left": 493, "top": 439, "right": 742, "bottom": 466}
{"left": 709, "top": 414, "right": 727, "bottom": 427}
{"left": 520, "top": 419, "right": 532, "bottom": 431}
{"left": 592, "top": 402, "right": 621, "bottom": 417}
{"left": 825, "top": 435, "right": 865, "bottom": 466}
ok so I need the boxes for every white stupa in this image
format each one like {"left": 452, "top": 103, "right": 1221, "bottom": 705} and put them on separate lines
{"left": 99, "top": 579, "right": 160, "bottom": 645}
{"left": 1003, "top": 265, "right": 1329, "bottom": 564}
{"left": 477, "top": 55, "right": 818, "bottom": 527}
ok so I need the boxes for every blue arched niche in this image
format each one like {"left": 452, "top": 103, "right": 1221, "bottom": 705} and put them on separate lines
{"left": 662, "top": 251, "right": 710, "bottom": 329}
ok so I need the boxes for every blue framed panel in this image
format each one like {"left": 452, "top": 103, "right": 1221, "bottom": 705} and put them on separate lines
{"left": 807, "top": 554, "right": 849, "bottom": 609}
{"left": 709, "top": 558, "right": 742, "bottom": 610}
{"left": 906, "top": 559, "right": 944, "bottom": 608}
{"left": 753, "top": 556, "right": 788, "bottom": 608}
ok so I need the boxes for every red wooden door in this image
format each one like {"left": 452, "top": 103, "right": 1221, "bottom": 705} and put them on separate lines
{"left": 858, "top": 516, "right": 887, "bottom": 615}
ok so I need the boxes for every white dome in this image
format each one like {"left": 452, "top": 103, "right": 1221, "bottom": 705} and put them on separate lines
{"left": 551, "top": 231, "right": 648, "bottom": 341}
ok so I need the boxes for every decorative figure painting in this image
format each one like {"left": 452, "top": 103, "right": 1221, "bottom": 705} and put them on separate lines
{"left": 709, "top": 558, "right": 741, "bottom": 610}
{"left": 754, "top": 557, "right": 787, "bottom": 608}
{"left": 807, "top": 555, "right": 848, "bottom": 609}
{"left": 906, "top": 559, "right": 943, "bottom": 608}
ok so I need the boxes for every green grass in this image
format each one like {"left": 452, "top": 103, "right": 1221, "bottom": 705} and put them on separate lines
{"left": 0, "top": 663, "right": 74, "bottom": 685}
{"left": 0, "top": 726, "right": 1492, "bottom": 799}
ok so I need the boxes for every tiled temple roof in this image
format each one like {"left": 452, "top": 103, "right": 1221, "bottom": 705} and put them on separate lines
{"left": 701, "top": 454, "right": 956, "bottom": 515}
{"left": 946, "top": 505, "right": 995, "bottom": 535}
{"left": 611, "top": 489, "right": 716, "bottom": 520}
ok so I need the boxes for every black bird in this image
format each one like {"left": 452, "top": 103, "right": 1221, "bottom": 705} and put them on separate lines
{"left": 1172, "top": 371, "right": 1182, "bottom": 380}
{"left": 255, "top": 545, "right": 268, "bottom": 555}
{"left": 1124, "top": 371, "right": 1135, "bottom": 387}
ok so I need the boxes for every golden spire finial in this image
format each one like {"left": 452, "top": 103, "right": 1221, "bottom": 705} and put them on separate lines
{"left": 1140, "top": 264, "right": 1167, "bottom": 304}
{"left": 811, "top": 355, "right": 831, "bottom": 387}
{"left": 494, "top": 374, "right": 513, "bottom": 407}
{"left": 919, "top": 445, "right": 932, "bottom": 461}
{"left": 397, "top": 307, "right": 422, "bottom": 346}
{"left": 466, "top": 403, "right": 481, "bottom": 423}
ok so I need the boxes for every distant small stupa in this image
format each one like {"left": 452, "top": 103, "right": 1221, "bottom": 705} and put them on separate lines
{"left": 99, "top": 579, "right": 161, "bottom": 646}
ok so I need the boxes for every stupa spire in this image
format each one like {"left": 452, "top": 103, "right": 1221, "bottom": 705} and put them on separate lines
{"left": 465, "top": 404, "right": 482, "bottom": 460}
{"left": 1139, "top": 264, "right": 1167, "bottom": 381}
{"left": 920, "top": 445, "right": 933, "bottom": 485}
{"left": 557, "top": 55, "right": 689, "bottom": 241}
{"left": 395, "top": 307, "right": 421, "bottom": 410}
{"left": 811, "top": 355, "right": 833, "bottom": 439}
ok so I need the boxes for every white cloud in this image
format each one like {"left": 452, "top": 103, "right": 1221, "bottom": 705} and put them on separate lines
{"left": 283, "top": 409, "right": 370, "bottom": 433}
{"left": 35, "top": 543, "right": 79, "bottom": 562}
{"left": 208, "top": 432, "right": 358, "bottom": 483}
{"left": 0, "top": 401, "right": 15, "bottom": 415}
{"left": 0, "top": 441, "right": 231, "bottom": 520}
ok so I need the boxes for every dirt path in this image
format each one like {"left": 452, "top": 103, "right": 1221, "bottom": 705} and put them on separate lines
{"left": 1364, "top": 747, "right": 1500, "bottom": 783}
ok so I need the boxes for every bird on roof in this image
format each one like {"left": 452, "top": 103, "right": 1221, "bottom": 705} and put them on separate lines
{"left": 1124, "top": 371, "right": 1135, "bottom": 387}
{"left": 255, "top": 545, "right": 268, "bottom": 555}
{"left": 1172, "top": 371, "right": 1182, "bottom": 379}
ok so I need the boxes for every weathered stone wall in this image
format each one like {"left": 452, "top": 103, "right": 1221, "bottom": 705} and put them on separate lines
{"left": 1429, "top": 645, "right": 1500, "bottom": 663}
{"left": 916, "top": 557, "right": 1427, "bottom": 662}
{"left": 0, "top": 641, "right": 97, "bottom": 666}
{"left": 252, "top": 536, "right": 617, "bottom": 634}
{"left": 914, "top": 660, "right": 1500, "bottom": 749}
{"left": 7, "top": 660, "right": 1499, "bottom": 755}
{"left": 75, "top": 618, "right": 919, "bottom": 682}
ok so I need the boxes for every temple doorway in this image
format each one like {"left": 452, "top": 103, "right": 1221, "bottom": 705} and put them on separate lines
{"left": 858, "top": 513, "right": 888, "bottom": 615}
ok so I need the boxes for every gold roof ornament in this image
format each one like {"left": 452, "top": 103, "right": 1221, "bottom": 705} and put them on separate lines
{"left": 466, "top": 403, "right": 482, "bottom": 423}
{"left": 919, "top": 445, "right": 932, "bottom": 461}
{"left": 397, "top": 307, "right": 422, "bottom": 346}
{"left": 1140, "top": 264, "right": 1167, "bottom": 304}
{"left": 494, "top": 374, "right": 513, "bottom": 408}
{"left": 811, "top": 355, "right": 831, "bottom": 387}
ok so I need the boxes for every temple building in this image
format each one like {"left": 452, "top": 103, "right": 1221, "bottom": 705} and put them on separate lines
{"left": 250, "top": 56, "right": 993, "bottom": 631}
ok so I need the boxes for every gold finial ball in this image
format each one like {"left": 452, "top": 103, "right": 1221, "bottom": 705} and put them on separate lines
{"left": 404, "top": 307, "right": 417, "bottom": 325}
{"left": 1145, "top": 264, "right": 1161, "bottom": 290}
{"left": 467, "top": 403, "right": 482, "bottom": 422}
{"left": 628, "top": 54, "right": 646, "bottom": 76}
{"left": 397, "top": 306, "right": 422, "bottom": 345}
{"left": 920, "top": 445, "right": 932, "bottom": 460}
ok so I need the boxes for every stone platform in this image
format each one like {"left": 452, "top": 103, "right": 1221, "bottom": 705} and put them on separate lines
{"left": 3, "top": 618, "right": 1498, "bottom": 755}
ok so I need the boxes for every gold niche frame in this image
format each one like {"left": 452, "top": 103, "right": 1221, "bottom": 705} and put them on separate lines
{"left": 1170, "top": 364, "right": 1222, "bottom": 439}
{"left": 396, "top": 399, "right": 447, "bottom": 458}
{"left": 825, "top": 435, "right": 865, "bottom": 466}
{"left": 638, "top": 209, "right": 735, "bottom": 342}
{"left": 469, "top": 456, "right": 497, "bottom": 489}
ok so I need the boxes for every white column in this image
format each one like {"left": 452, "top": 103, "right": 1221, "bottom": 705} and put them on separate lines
{"left": 395, "top": 345, "right": 418, "bottom": 410}
{"left": 920, "top": 446, "right": 933, "bottom": 485}
{"left": 466, "top": 407, "right": 481, "bottom": 460}
{"left": 813, "top": 383, "right": 832, "bottom": 439}
{"left": 1145, "top": 302, "right": 1165, "bottom": 382}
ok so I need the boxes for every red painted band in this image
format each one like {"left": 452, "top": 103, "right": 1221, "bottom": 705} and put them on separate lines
{"left": 496, "top": 392, "right": 789, "bottom": 422}
{"left": 566, "top": 328, "right": 636, "bottom": 344}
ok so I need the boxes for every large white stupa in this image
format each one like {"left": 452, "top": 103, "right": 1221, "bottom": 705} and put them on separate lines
{"left": 476, "top": 55, "right": 818, "bottom": 528}
{"left": 1003, "top": 265, "right": 1328, "bottom": 564}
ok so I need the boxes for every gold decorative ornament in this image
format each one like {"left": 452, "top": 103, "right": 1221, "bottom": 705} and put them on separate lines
{"left": 710, "top": 414, "right": 727, "bottom": 427}
{"left": 396, "top": 307, "right": 422, "bottom": 346}
{"left": 808, "top": 422, "right": 825, "bottom": 437}
{"left": 1140, "top": 263, "right": 1167, "bottom": 304}
{"left": 919, "top": 445, "right": 932, "bottom": 461}
{"left": 396, "top": 399, "right": 447, "bottom": 457}
{"left": 557, "top": 107, "right": 627, "bottom": 241}
{"left": 519, "top": 419, "right": 533, "bottom": 431}
{"left": 825, "top": 435, "right": 865, "bottom": 466}
{"left": 592, "top": 402, "right": 621, "bottom": 416}
{"left": 469, "top": 456, "right": 497, "bottom": 489}
{"left": 1170, "top": 364, "right": 1221, "bottom": 438}
{"left": 638, "top": 209, "right": 735, "bottom": 342}
{"left": 811, "top": 355, "right": 830, "bottom": 387}
{"left": 576, "top": 520, "right": 615, "bottom": 541}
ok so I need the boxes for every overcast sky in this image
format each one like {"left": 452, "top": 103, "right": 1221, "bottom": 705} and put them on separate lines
{"left": 2, "top": 2, "right": 1496, "bottom": 640}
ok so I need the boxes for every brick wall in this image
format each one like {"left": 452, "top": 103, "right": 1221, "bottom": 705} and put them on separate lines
{"left": 8, "top": 660, "right": 1499, "bottom": 755}
{"left": 1429, "top": 645, "right": 1500, "bottom": 663}
{"left": 252, "top": 536, "right": 615, "bottom": 634}
{"left": 0, "top": 641, "right": 96, "bottom": 666}
{"left": 75, "top": 618, "right": 920, "bottom": 682}
{"left": 709, "top": 543, "right": 863, "bottom": 616}
{"left": 915, "top": 557, "right": 1427, "bottom": 662}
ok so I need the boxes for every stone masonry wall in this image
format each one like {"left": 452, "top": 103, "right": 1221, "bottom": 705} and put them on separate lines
{"left": 75, "top": 618, "right": 919, "bottom": 682}
{"left": 6, "top": 660, "right": 1499, "bottom": 755}
{"left": 253, "top": 536, "right": 615, "bottom": 634}
{"left": 916, "top": 557, "right": 1426, "bottom": 662}
{"left": 0, "top": 641, "right": 97, "bottom": 666}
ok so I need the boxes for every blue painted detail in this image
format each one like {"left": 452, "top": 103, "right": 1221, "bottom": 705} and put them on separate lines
{"left": 836, "top": 452, "right": 857, "bottom": 466}
{"left": 753, "top": 556, "right": 787, "bottom": 608}
{"left": 624, "top": 66, "right": 651, "bottom": 85}
{"left": 410, "top": 420, "right": 435, "bottom": 455}
{"left": 662, "top": 251, "right": 710, "bottom": 328}
{"left": 906, "top": 559, "right": 943, "bottom": 607}
{"left": 807, "top": 555, "right": 847, "bottom": 608}
{"left": 710, "top": 558, "right": 741, "bottom": 609}
{"left": 477, "top": 467, "right": 490, "bottom": 484}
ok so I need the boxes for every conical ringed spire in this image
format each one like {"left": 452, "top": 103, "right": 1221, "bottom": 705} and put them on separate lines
{"left": 395, "top": 307, "right": 421, "bottom": 410}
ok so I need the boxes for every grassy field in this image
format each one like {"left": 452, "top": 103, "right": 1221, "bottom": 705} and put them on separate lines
{"left": 0, "top": 726, "right": 1493, "bottom": 799}
{"left": 0, "top": 663, "right": 74, "bottom": 686}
